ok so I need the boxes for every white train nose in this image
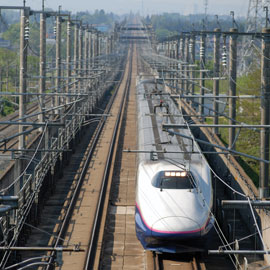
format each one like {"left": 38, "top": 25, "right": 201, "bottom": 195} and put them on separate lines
{"left": 151, "top": 216, "right": 201, "bottom": 234}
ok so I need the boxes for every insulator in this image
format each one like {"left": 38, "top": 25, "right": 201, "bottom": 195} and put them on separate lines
{"left": 189, "top": 43, "right": 193, "bottom": 53}
{"left": 24, "top": 18, "right": 30, "bottom": 40}
{"left": 24, "top": 26, "right": 30, "bottom": 40}
{"left": 179, "top": 43, "right": 183, "bottom": 51}
{"left": 200, "top": 47, "right": 205, "bottom": 58}
{"left": 67, "top": 26, "right": 71, "bottom": 35}
{"left": 53, "top": 25, "right": 57, "bottom": 37}
{"left": 222, "top": 45, "right": 227, "bottom": 66}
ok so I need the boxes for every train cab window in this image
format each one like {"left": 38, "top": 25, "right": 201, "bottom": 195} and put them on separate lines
{"left": 151, "top": 171, "right": 195, "bottom": 190}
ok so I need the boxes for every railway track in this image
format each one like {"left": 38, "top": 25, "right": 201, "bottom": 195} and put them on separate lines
{"left": 14, "top": 46, "right": 131, "bottom": 269}
{"left": 85, "top": 48, "right": 134, "bottom": 267}
{"left": 10, "top": 41, "right": 256, "bottom": 270}
{"left": 58, "top": 47, "right": 133, "bottom": 269}
{"left": 0, "top": 16, "right": 266, "bottom": 270}
{"left": 97, "top": 45, "right": 146, "bottom": 269}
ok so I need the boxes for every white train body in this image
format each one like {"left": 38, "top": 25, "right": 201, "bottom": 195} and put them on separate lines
{"left": 135, "top": 79, "right": 214, "bottom": 252}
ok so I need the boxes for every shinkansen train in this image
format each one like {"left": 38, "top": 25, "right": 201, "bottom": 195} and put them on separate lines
{"left": 135, "top": 78, "right": 214, "bottom": 253}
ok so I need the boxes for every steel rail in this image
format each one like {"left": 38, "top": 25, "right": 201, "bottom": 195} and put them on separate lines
{"left": 85, "top": 47, "right": 133, "bottom": 269}
{"left": 44, "top": 52, "right": 128, "bottom": 269}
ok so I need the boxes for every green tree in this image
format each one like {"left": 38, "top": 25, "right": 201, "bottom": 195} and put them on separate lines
{"left": 2, "top": 22, "right": 20, "bottom": 47}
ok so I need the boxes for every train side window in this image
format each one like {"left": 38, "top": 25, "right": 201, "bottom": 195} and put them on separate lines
{"left": 151, "top": 171, "right": 195, "bottom": 190}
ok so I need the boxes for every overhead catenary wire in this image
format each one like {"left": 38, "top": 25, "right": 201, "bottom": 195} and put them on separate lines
{"left": 4, "top": 256, "right": 50, "bottom": 270}
{"left": 154, "top": 57, "right": 261, "bottom": 135}
{"left": 248, "top": 197, "right": 270, "bottom": 262}
{"left": 23, "top": 222, "right": 78, "bottom": 246}
{"left": 164, "top": 158, "right": 241, "bottom": 269}
{"left": 175, "top": 82, "right": 270, "bottom": 266}
{"left": 0, "top": 9, "right": 120, "bottom": 268}
{"left": 219, "top": 224, "right": 270, "bottom": 250}
{"left": 145, "top": 59, "right": 258, "bottom": 264}
{"left": 0, "top": 122, "right": 48, "bottom": 195}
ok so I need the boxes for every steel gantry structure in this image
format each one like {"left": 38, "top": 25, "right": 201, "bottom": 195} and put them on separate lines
{"left": 143, "top": 17, "right": 270, "bottom": 267}
{"left": 0, "top": 3, "right": 123, "bottom": 268}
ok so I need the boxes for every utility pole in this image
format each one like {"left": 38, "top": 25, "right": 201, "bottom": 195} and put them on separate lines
{"left": 55, "top": 14, "right": 61, "bottom": 113}
{"left": 108, "top": 35, "right": 111, "bottom": 55}
{"left": 199, "top": 31, "right": 206, "bottom": 117}
{"left": 229, "top": 28, "right": 238, "bottom": 150}
{"left": 175, "top": 40, "right": 179, "bottom": 90}
{"left": 91, "top": 30, "right": 95, "bottom": 61}
{"left": 73, "top": 23, "right": 78, "bottom": 93}
{"left": 78, "top": 22, "right": 83, "bottom": 94}
{"left": 168, "top": 41, "right": 171, "bottom": 58}
{"left": 189, "top": 33, "right": 196, "bottom": 96}
{"left": 17, "top": 7, "right": 29, "bottom": 194}
{"left": 179, "top": 35, "right": 185, "bottom": 93}
{"left": 96, "top": 31, "right": 100, "bottom": 57}
{"left": 173, "top": 41, "right": 176, "bottom": 59}
{"left": 88, "top": 29, "right": 92, "bottom": 77}
{"left": 84, "top": 25, "right": 89, "bottom": 85}
{"left": 106, "top": 36, "right": 110, "bottom": 55}
{"left": 184, "top": 34, "right": 189, "bottom": 94}
{"left": 39, "top": 8, "right": 46, "bottom": 128}
{"left": 87, "top": 28, "right": 92, "bottom": 113}
{"left": 66, "top": 17, "right": 71, "bottom": 102}
{"left": 176, "top": 38, "right": 179, "bottom": 60}
{"left": 83, "top": 26, "right": 88, "bottom": 118}
{"left": 213, "top": 28, "right": 221, "bottom": 135}
{"left": 19, "top": 8, "right": 29, "bottom": 150}
{"left": 260, "top": 27, "right": 270, "bottom": 199}
{"left": 89, "top": 30, "right": 94, "bottom": 111}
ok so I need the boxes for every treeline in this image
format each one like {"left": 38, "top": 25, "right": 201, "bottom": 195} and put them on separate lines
{"left": 146, "top": 13, "right": 246, "bottom": 41}
{"left": 1, "top": 9, "right": 119, "bottom": 50}
{"left": 0, "top": 48, "right": 39, "bottom": 116}
{"left": 76, "top": 9, "right": 120, "bottom": 25}
{"left": 1, "top": 9, "right": 118, "bottom": 34}
{"left": 0, "top": 9, "right": 119, "bottom": 116}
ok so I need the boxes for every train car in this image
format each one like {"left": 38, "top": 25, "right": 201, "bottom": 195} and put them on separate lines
{"left": 135, "top": 78, "right": 214, "bottom": 253}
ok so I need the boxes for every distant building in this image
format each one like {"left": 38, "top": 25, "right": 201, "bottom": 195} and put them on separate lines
{"left": 93, "top": 24, "right": 110, "bottom": 32}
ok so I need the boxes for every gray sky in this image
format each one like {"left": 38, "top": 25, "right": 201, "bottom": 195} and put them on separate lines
{"left": 2, "top": 0, "right": 249, "bottom": 16}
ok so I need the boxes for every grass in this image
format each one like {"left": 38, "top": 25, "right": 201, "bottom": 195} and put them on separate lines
{"left": 195, "top": 65, "right": 261, "bottom": 187}
{"left": 1, "top": 99, "right": 15, "bottom": 117}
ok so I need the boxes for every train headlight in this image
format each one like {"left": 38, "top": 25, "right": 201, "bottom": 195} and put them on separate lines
{"left": 164, "top": 171, "right": 187, "bottom": 177}
{"left": 180, "top": 172, "right": 187, "bottom": 177}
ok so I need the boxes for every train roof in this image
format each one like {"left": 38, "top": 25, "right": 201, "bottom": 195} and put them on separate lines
{"left": 136, "top": 76, "right": 210, "bottom": 173}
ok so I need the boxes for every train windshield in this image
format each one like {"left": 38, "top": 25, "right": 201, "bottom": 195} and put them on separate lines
{"left": 151, "top": 171, "right": 195, "bottom": 190}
